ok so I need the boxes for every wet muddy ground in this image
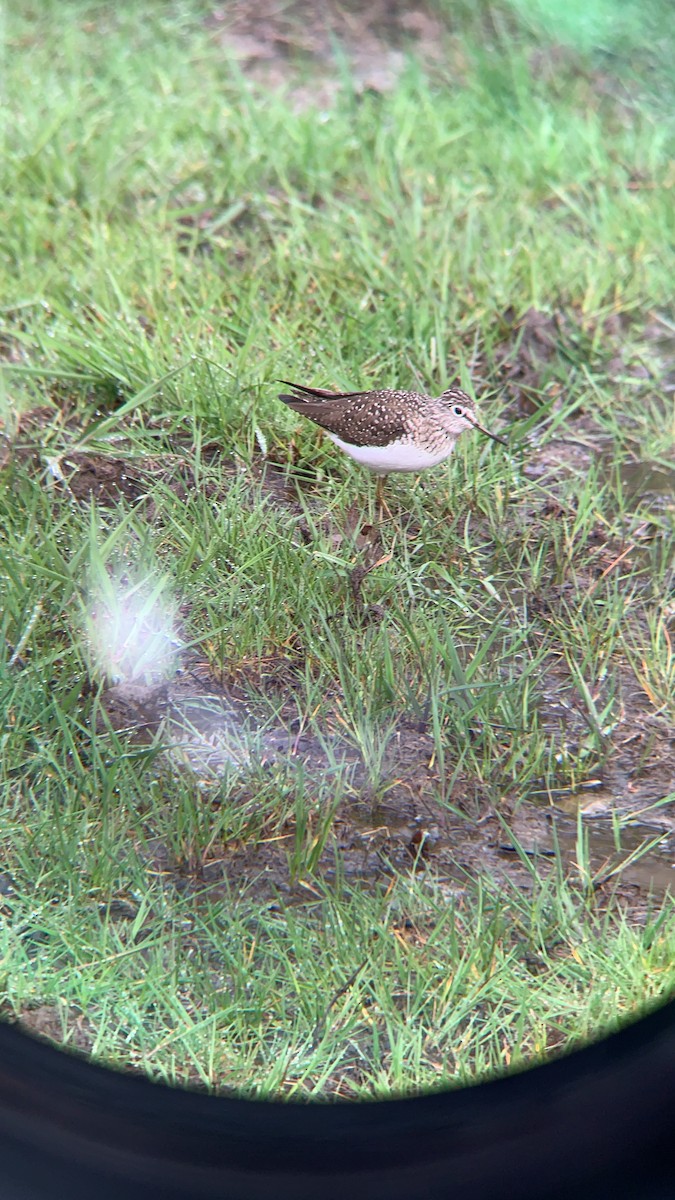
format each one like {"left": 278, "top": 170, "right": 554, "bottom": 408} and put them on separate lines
{"left": 96, "top": 650, "right": 674, "bottom": 917}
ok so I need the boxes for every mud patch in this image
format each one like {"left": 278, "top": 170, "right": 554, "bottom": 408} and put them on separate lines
{"left": 94, "top": 657, "right": 674, "bottom": 913}
{"left": 490, "top": 307, "right": 584, "bottom": 417}
{"left": 206, "top": 0, "right": 448, "bottom": 105}
{"left": 50, "top": 452, "right": 149, "bottom": 505}
{"left": 97, "top": 680, "right": 172, "bottom": 740}
{"left": 3, "top": 433, "right": 236, "bottom": 516}
{"left": 605, "top": 309, "right": 675, "bottom": 391}
{"left": 15, "top": 1003, "right": 95, "bottom": 1055}
{"left": 98, "top": 666, "right": 288, "bottom": 776}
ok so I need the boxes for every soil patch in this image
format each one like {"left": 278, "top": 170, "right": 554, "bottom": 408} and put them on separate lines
{"left": 206, "top": 0, "right": 448, "bottom": 105}
{"left": 94, "top": 658, "right": 674, "bottom": 916}
{"left": 14, "top": 1003, "right": 95, "bottom": 1055}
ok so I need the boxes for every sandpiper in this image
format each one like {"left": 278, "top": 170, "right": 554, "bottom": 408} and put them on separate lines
{"left": 277, "top": 379, "right": 507, "bottom": 510}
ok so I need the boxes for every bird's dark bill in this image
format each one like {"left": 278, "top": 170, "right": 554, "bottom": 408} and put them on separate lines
{"left": 468, "top": 416, "right": 508, "bottom": 446}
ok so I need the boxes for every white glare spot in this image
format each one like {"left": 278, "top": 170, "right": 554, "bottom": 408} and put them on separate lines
{"left": 87, "top": 579, "right": 181, "bottom": 684}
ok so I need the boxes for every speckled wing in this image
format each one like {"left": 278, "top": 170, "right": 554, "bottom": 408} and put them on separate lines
{"left": 277, "top": 382, "right": 410, "bottom": 448}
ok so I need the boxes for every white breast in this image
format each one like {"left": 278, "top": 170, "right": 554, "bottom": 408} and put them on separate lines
{"left": 328, "top": 433, "right": 456, "bottom": 474}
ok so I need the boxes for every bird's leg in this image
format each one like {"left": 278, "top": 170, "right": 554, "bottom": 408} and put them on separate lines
{"left": 375, "top": 474, "right": 391, "bottom": 521}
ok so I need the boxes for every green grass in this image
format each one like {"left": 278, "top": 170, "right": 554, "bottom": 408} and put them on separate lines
{"left": 1, "top": 0, "right": 674, "bottom": 1097}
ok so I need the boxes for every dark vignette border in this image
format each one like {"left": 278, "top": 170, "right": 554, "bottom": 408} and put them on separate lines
{"left": 0, "top": 995, "right": 674, "bottom": 1200}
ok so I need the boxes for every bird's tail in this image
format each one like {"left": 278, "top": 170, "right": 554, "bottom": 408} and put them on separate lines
{"left": 276, "top": 379, "right": 361, "bottom": 401}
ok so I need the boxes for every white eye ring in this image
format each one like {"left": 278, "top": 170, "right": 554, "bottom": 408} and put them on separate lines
{"left": 452, "top": 405, "right": 464, "bottom": 416}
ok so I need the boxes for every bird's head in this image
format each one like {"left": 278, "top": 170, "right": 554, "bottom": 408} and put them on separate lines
{"left": 438, "top": 388, "right": 507, "bottom": 445}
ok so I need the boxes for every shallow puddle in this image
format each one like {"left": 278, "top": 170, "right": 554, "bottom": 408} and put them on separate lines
{"left": 549, "top": 812, "right": 674, "bottom": 895}
{"left": 613, "top": 460, "right": 675, "bottom": 504}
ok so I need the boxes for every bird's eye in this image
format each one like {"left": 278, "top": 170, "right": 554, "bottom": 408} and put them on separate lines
{"left": 453, "top": 405, "right": 464, "bottom": 416}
